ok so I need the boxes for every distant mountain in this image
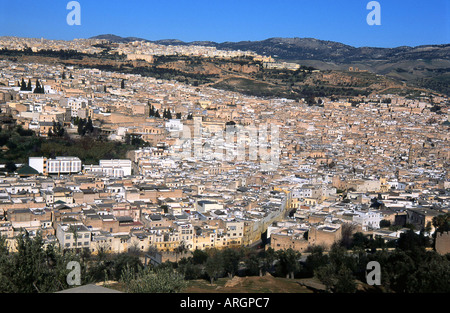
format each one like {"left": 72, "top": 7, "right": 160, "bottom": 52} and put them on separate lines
{"left": 219, "top": 37, "right": 450, "bottom": 63}
{"left": 90, "top": 34, "right": 148, "bottom": 43}
{"left": 90, "top": 34, "right": 450, "bottom": 95}
{"left": 90, "top": 34, "right": 449, "bottom": 62}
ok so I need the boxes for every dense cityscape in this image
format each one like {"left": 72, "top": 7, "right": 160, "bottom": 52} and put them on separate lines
{"left": 0, "top": 9, "right": 449, "bottom": 296}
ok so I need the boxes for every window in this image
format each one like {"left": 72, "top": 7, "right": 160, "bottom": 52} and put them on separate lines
{"left": 66, "top": 235, "right": 71, "bottom": 240}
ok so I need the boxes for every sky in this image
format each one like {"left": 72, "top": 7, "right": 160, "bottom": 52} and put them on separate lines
{"left": 0, "top": 0, "right": 448, "bottom": 48}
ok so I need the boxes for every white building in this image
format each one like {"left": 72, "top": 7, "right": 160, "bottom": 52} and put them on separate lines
{"left": 84, "top": 159, "right": 132, "bottom": 177}
{"left": 66, "top": 97, "right": 89, "bottom": 117}
{"left": 100, "top": 159, "right": 132, "bottom": 176}
{"left": 29, "top": 156, "right": 82, "bottom": 175}
{"left": 387, "top": 181, "right": 407, "bottom": 190}
{"left": 195, "top": 200, "right": 224, "bottom": 213}
{"left": 56, "top": 223, "right": 91, "bottom": 250}
{"left": 353, "top": 209, "right": 382, "bottom": 231}
{"left": 165, "top": 119, "right": 183, "bottom": 132}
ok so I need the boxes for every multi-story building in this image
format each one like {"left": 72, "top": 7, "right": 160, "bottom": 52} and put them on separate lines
{"left": 29, "top": 157, "right": 82, "bottom": 175}
{"left": 353, "top": 209, "right": 383, "bottom": 231}
{"left": 56, "top": 222, "right": 91, "bottom": 250}
{"left": 308, "top": 224, "right": 342, "bottom": 249}
{"left": 84, "top": 159, "right": 132, "bottom": 177}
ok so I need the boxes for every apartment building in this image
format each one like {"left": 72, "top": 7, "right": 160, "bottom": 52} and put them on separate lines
{"left": 29, "top": 157, "right": 82, "bottom": 175}
{"left": 84, "top": 159, "right": 132, "bottom": 177}
{"left": 56, "top": 222, "right": 91, "bottom": 250}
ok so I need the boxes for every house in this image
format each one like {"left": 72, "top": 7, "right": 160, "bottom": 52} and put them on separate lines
{"left": 308, "top": 224, "right": 342, "bottom": 249}
{"left": 56, "top": 222, "right": 91, "bottom": 250}
{"left": 406, "top": 208, "right": 442, "bottom": 232}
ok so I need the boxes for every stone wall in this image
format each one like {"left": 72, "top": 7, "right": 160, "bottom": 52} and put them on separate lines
{"left": 436, "top": 231, "right": 450, "bottom": 255}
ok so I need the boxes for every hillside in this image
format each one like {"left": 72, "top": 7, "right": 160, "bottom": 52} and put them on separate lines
{"left": 90, "top": 34, "right": 450, "bottom": 95}
{"left": 2, "top": 38, "right": 445, "bottom": 100}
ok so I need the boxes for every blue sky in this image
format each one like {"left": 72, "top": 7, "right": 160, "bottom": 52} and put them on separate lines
{"left": 0, "top": 0, "right": 448, "bottom": 47}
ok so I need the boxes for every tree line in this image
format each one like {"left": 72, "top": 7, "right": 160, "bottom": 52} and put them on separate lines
{"left": 1, "top": 213, "right": 449, "bottom": 293}
{"left": 18, "top": 78, "right": 45, "bottom": 93}
{"left": 148, "top": 104, "right": 182, "bottom": 120}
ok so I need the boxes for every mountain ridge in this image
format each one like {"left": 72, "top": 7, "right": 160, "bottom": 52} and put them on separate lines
{"left": 89, "top": 34, "right": 449, "bottom": 65}
{"left": 90, "top": 34, "right": 448, "bottom": 50}
{"left": 89, "top": 34, "right": 450, "bottom": 95}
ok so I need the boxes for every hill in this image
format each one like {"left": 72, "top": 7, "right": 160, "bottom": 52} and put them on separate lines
{"left": 90, "top": 34, "right": 450, "bottom": 95}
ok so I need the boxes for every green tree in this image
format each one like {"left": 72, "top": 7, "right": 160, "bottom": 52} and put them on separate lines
{"left": 433, "top": 213, "right": 450, "bottom": 234}
{"left": 397, "top": 229, "right": 429, "bottom": 253}
{"left": 432, "top": 213, "right": 450, "bottom": 248}
{"left": 0, "top": 232, "right": 73, "bottom": 293}
{"left": 260, "top": 247, "right": 276, "bottom": 275}
{"left": 85, "top": 117, "right": 94, "bottom": 133}
{"left": 51, "top": 121, "right": 65, "bottom": 137}
{"left": 5, "top": 161, "right": 17, "bottom": 173}
{"left": 178, "top": 259, "right": 204, "bottom": 280}
{"left": 314, "top": 244, "right": 357, "bottom": 293}
{"left": 351, "top": 232, "right": 370, "bottom": 249}
{"left": 192, "top": 249, "right": 208, "bottom": 265}
{"left": 149, "top": 104, "right": 155, "bottom": 117}
{"left": 333, "top": 266, "right": 357, "bottom": 293}
{"left": 315, "top": 260, "right": 357, "bottom": 293}
{"left": 77, "top": 118, "right": 86, "bottom": 136}
{"left": 405, "top": 253, "right": 450, "bottom": 293}
{"left": 124, "top": 267, "right": 187, "bottom": 293}
{"left": 20, "top": 78, "right": 27, "bottom": 91}
{"left": 221, "top": 248, "right": 242, "bottom": 278}
{"left": 205, "top": 251, "right": 224, "bottom": 285}
{"left": 303, "top": 245, "right": 328, "bottom": 277}
{"left": 112, "top": 253, "right": 143, "bottom": 281}
{"left": 275, "top": 248, "right": 301, "bottom": 279}
{"left": 0, "top": 235, "right": 15, "bottom": 292}
{"left": 379, "top": 219, "right": 391, "bottom": 228}
{"left": 382, "top": 250, "right": 416, "bottom": 293}
{"left": 174, "top": 241, "right": 188, "bottom": 263}
{"left": 33, "top": 79, "right": 40, "bottom": 93}
{"left": 244, "top": 252, "right": 262, "bottom": 276}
